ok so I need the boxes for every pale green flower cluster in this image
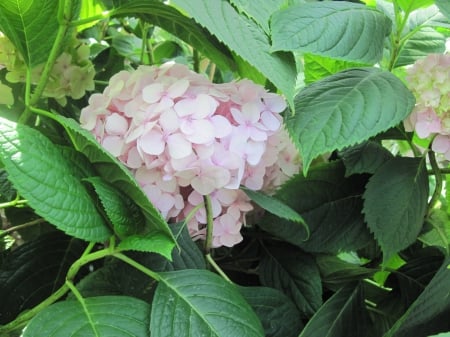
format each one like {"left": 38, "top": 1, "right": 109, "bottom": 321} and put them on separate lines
{"left": 0, "top": 33, "right": 95, "bottom": 105}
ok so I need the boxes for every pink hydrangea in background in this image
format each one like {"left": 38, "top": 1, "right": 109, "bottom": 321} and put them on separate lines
{"left": 404, "top": 54, "right": 450, "bottom": 159}
{"left": 80, "top": 62, "right": 301, "bottom": 248}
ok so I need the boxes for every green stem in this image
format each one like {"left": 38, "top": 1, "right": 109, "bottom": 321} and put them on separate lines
{"left": 428, "top": 150, "right": 443, "bottom": 211}
{"left": 19, "top": 0, "right": 73, "bottom": 124}
{"left": 113, "top": 252, "right": 160, "bottom": 281}
{"left": 0, "top": 218, "right": 45, "bottom": 239}
{"left": 203, "top": 195, "right": 214, "bottom": 254}
{"left": 206, "top": 254, "right": 232, "bottom": 283}
{"left": 0, "top": 199, "right": 28, "bottom": 209}
{"left": 387, "top": 1, "right": 409, "bottom": 71}
{"left": 66, "top": 281, "right": 100, "bottom": 337}
{"left": 193, "top": 50, "right": 200, "bottom": 73}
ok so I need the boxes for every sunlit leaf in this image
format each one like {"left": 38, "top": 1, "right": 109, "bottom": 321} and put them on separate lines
{"left": 271, "top": 2, "right": 391, "bottom": 64}
{"left": 286, "top": 68, "right": 415, "bottom": 173}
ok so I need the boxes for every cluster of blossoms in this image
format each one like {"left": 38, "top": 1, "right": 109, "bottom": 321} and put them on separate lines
{"left": 80, "top": 62, "right": 300, "bottom": 247}
{"left": 0, "top": 33, "right": 95, "bottom": 106}
{"left": 404, "top": 54, "right": 450, "bottom": 158}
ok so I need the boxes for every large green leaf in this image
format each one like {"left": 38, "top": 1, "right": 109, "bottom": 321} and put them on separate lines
{"left": 0, "top": 232, "right": 86, "bottom": 324}
{"left": 299, "top": 283, "right": 370, "bottom": 337}
{"left": 316, "top": 255, "right": 377, "bottom": 291}
{"left": 286, "top": 68, "right": 415, "bottom": 173}
{"left": 397, "top": 0, "right": 434, "bottom": 14}
{"left": 242, "top": 186, "right": 308, "bottom": 237}
{"left": 229, "top": 0, "right": 285, "bottom": 34}
{"left": 51, "top": 115, "right": 176, "bottom": 259}
{"left": 109, "top": 0, "right": 234, "bottom": 72}
{"left": 22, "top": 296, "right": 150, "bottom": 337}
{"left": 83, "top": 176, "right": 145, "bottom": 239}
{"left": 151, "top": 269, "right": 264, "bottom": 337}
{"left": 396, "top": 28, "right": 446, "bottom": 67}
{"left": 339, "top": 140, "right": 393, "bottom": 177}
{"left": 0, "top": 117, "right": 111, "bottom": 242}
{"left": 363, "top": 157, "right": 429, "bottom": 261}
{"left": 271, "top": 2, "right": 391, "bottom": 64}
{"left": 0, "top": 0, "right": 58, "bottom": 67}
{"left": 171, "top": 0, "right": 296, "bottom": 108}
{"left": 259, "top": 161, "right": 372, "bottom": 253}
{"left": 238, "top": 286, "right": 303, "bottom": 337}
{"left": 383, "top": 257, "right": 450, "bottom": 337}
{"left": 259, "top": 244, "right": 322, "bottom": 317}
{"left": 436, "top": 0, "right": 450, "bottom": 19}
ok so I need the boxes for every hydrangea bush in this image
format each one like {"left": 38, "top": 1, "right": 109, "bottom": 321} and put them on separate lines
{"left": 0, "top": 1, "right": 450, "bottom": 337}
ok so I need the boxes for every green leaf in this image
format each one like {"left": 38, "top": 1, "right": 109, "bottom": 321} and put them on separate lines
{"left": 238, "top": 286, "right": 303, "bottom": 337}
{"left": 339, "top": 140, "right": 393, "bottom": 177}
{"left": 286, "top": 68, "right": 415, "bottom": 173}
{"left": 77, "top": 0, "right": 105, "bottom": 32}
{"left": 299, "top": 283, "right": 370, "bottom": 337}
{"left": 110, "top": 0, "right": 234, "bottom": 72}
{"left": 171, "top": 0, "right": 296, "bottom": 109}
{"left": 271, "top": 2, "right": 391, "bottom": 64}
{"left": 0, "top": 0, "right": 59, "bottom": 66}
{"left": 22, "top": 296, "right": 150, "bottom": 337}
{"left": 259, "top": 244, "right": 322, "bottom": 317}
{"left": 397, "top": 0, "right": 434, "bottom": 14}
{"left": 229, "top": 0, "right": 285, "bottom": 34}
{"left": 0, "top": 232, "right": 87, "bottom": 324}
{"left": 363, "top": 157, "right": 429, "bottom": 261}
{"left": 420, "top": 209, "right": 450, "bottom": 252}
{"left": 436, "top": 0, "right": 450, "bottom": 19}
{"left": 406, "top": 5, "right": 450, "bottom": 30}
{"left": 242, "top": 187, "right": 309, "bottom": 238}
{"left": 316, "top": 255, "right": 377, "bottom": 290}
{"left": 83, "top": 176, "right": 145, "bottom": 239}
{"left": 396, "top": 28, "right": 446, "bottom": 67}
{"left": 151, "top": 269, "right": 264, "bottom": 337}
{"left": 111, "top": 34, "right": 143, "bottom": 64}
{"left": 51, "top": 115, "right": 176, "bottom": 259}
{"left": 0, "top": 117, "right": 111, "bottom": 242}
{"left": 260, "top": 161, "right": 372, "bottom": 253}
{"left": 385, "top": 252, "right": 444, "bottom": 308}
{"left": 303, "top": 54, "right": 368, "bottom": 85}
{"left": 383, "top": 257, "right": 450, "bottom": 337}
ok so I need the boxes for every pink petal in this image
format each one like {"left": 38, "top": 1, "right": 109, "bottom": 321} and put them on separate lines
{"left": 432, "top": 135, "right": 450, "bottom": 154}
{"left": 260, "top": 110, "right": 281, "bottom": 131}
{"left": 138, "top": 129, "right": 165, "bottom": 155}
{"left": 185, "top": 120, "right": 215, "bottom": 144}
{"left": 167, "top": 79, "right": 189, "bottom": 98}
{"left": 105, "top": 113, "right": 128, "bottom": 135}
{"left": 102, "top": 136, "right": 124, "bottom": 156}
{"left": 142, "top": 83, "right": 164, "bottom": 103}
{"left": 167, "top": 133, "right": 193, "bottom": 159}
{"left": 211, "top": 115, "right": 232, "bottom": 138}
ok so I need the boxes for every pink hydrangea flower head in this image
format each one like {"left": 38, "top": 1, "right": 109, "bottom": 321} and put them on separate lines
{"left": 80, "top": 62, "right": 301, "bottom": 248}
{"left": 404, "top": 54, "right": 450, "bottom": 143}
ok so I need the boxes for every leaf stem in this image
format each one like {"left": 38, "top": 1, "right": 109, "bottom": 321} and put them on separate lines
{"left": 206, "top": 254, "right": 232, "bottom": 283}
{"left": 0, "top": 199, "right": 28, "bottom": 209}
{"left": 19, "top": 0, "right": 73, "bottom": 124}
{"left": 428, "top": 150, "right": 443, "bottom": 211}
{"left": 0, "top": 218, "right": 45, "bottom": 240}
{"left": 203, "top": 195, "right": 214, "bottom": 254}
{"left": 113, "top": 252, "right": 161, "bottom": 281}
